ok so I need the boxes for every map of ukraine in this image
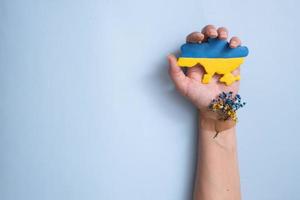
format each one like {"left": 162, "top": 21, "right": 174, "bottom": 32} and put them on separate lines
{"left": 177, "top": 38, "right": 249, "bottom": 85}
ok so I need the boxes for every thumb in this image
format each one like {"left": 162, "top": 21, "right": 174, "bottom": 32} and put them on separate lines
{"left": 167, "top": 54, "right": 189, "bottom": 95}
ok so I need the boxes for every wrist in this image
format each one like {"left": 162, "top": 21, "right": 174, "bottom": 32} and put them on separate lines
{"left": 198, "top": 111, "right": 238, "bottom": 150}
{"left": 199, "top": 110, "right": 236, "bottom": 133}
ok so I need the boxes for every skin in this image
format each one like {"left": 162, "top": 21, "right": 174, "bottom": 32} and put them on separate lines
{"left": 168, "top": 25, "right": 242, "bottom": 200}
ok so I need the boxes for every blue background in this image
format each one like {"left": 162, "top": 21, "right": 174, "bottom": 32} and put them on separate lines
{"left": 1, "top": 0, "right": 299, "bottom": 200}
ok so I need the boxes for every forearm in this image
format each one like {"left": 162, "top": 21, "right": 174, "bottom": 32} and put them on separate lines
{"left": 193, "top": 114, "right": 241, "bottom": 200}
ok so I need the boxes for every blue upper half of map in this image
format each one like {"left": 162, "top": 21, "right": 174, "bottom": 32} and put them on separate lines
{"left": 180, "top": 38, "right": 249, "bottom": 58}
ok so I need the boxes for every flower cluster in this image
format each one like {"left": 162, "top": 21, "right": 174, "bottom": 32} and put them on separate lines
{"left": 209, "top": 92, "right": 246, "bottom": 122}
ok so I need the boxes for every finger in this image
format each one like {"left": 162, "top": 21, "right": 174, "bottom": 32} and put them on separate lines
{"left": 186, "top": 32, "right": 205, "bottom": 43}
{"left": 217, "top": 27, "right": 228, "bottom": 40}
{"left": 229, "top": 36, "right": 241, "bottom": 48}
{"left": 232, "top": 66, "right": 241, "bottom": 76}
{"left": 186, "top": 65, "right": 204, "bottom": 82}
{"left": 201, "top": 25, "right": 218, "bottom": 40}
{"left": 167, "top": 54, "right": 189, "bottom": 96}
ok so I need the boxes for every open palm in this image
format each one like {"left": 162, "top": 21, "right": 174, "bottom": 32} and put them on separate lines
{"left": 168, "top": 25, "right": 242, "bottom": 114}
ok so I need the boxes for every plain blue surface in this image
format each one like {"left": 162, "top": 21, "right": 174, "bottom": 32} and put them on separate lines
{"left": 180, "top": 38, "right": 249, "bottom": 58}
{"left": 1, "top": 0, "right": 300, "bottom": 200}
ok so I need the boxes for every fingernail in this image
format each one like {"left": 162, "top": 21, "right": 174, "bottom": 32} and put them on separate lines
{"left": 230, "top": 41, "right": 237, "bottom": 47}
{"left": 209, "top": 30, "right": 217, "bottom": 38}
{"left": 220, "top": 33, "right": 227, "bottom": 38}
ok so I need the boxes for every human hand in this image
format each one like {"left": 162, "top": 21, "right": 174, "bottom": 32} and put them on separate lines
{"left": 168, "top": 25, "right": 242, "bottom": 120}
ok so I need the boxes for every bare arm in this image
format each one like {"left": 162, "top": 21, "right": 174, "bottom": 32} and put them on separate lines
{"left": 194, "top": 116, "right": 241, "bottom": 200}
{"left": 168, "top": 25, "right": 242, "bottom": 200}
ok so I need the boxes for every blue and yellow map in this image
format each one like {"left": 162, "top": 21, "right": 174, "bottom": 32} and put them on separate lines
{"left": 177, "top": 38, "right": 249, "bottom": 85}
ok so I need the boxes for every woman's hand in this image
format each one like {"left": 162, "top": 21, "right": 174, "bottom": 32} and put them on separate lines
{"left": 168, "top": 25, "right": 242, "bottom": 120}
{"left": 168, "top": 26, "right": 243, "bottom": 199}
